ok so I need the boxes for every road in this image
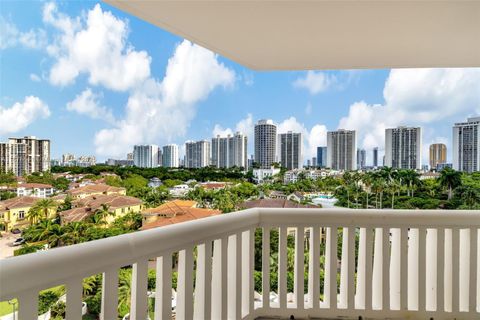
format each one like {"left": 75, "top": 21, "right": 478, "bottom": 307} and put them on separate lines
{"left": 0, "top": 233, "right": 20, "bottom": 260}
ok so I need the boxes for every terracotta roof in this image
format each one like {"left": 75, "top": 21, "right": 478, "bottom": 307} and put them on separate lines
{"left": 0, "top": 196, "right": 40, "bottom": 212}
{"left": 239, "top": 199, "right": 318, "bottom": 209}
{"left": 17, "top": 183, "right": 53, "bottom": 189}
{"left": 199, "top": 182, "right": 228, "bottom": 190}
{"left": 59, "top": 207, "right": 93, "bottom": 223}
{"left": 67, "top": 184, "right": 125, "bottom": 196}
{"left": 142, "top": 200, "right": 197, "bottom": 215}
{"left": 141, "top": 208, "right": 220, "bottom": 230}
{"left": 73, "top": 194, "right": 142, "bottom": 211}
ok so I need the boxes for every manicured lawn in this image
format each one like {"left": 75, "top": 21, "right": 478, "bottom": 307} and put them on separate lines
{"left": 0, "top": 299, "right": 16, "bottom": 316}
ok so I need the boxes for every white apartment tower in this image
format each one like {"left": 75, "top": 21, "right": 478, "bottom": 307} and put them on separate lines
{"left": 162, "top": 144, "right": 179, "bottom": 168}
{"left": 254, "top": 120, "right": 277, "bottom": 169}
{"left": 453, "top": 117, "right": 480, "bottom": 173}
{"left": 327, "top": 130, "right": 357, "bottom": 171}
{"left": 385, "top": 126, "right": 422, "bottom": 170}
{"left": 212, "top": 132, "right": 248, "bottom": 169}
{"left": 0, "top": 136, "right": 50, "bottom": 176}
{"left": 133, "top": 145, "right": 159, "bottom": 168}
{"left": 185, "top": 140, "right": 211, "bottom": 168}
{"left": 279, "top": 131, "right": 302, "bottom": 170}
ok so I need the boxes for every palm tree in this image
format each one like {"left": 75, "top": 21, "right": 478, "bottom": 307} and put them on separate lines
{"left": 61, "top": 222, "right": 88, "bottom": 245}
{"left": 438, "top": 168, "right": 462, "bottom": 200}
{"left": 82, "top": 275, "right": 98, "bottom": 296}
{"left": 118, "top": 269, "right": 132, "bottom": 313}
{"left": 91, "top": 204, "right": 113, "bottom": 226}
{"left": 27, "top": 199, "right": 57, "bottom": 224}
{"left": 461, "top": 186, "right": 479, "bottom": 209}
{"left": 362, "top": 174, "right": 373, "bottom": 209}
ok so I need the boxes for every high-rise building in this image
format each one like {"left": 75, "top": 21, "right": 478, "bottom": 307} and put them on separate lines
{"left": 133, "top": 145, "right": 159, "bottom": 168}
{"left": 127, "top": 153, "right": 134, "bottom": 161}
{"left": 306, "top": 159, "right": 311, "bottom": 167}
{"left": 357, "top": 148, "right": 366, "bottom": 169}
{"left": 373, "top": 147, "right": 379, "bottom": 167}
{"left": 77, "top": 156, "right": 96, "bottom": 167}
{"left": 212, "top": 132, "right": 248, "bottom": 169}
{"left": 162, "top": 144, "right": 179, "bottom": 168}
{"left": 317, "top": 146, "right": 327, "bottom": 167}
{"left": 279, "top": 131, "right": 302, "bottom": 170}
{"left": 62, "top": 153, "right": 76, "bottom": 166}
{"left": 312, "top": 157, "right": 317, "bottom": 167}
{"left": 0, "top": 136, "right": 51, "bottom": 176}
{"left": 327, "top": 130, "right": 357, "bottom": 171}
{"left": 185, "top": 140, "right": 211, "bottom": 168}
{"left": 429, "top": 143, "right": 447, "bottom": 170}
{"left": 453, "top": 117, "right": 480, "bottom": 173}
{"left": 385, "top": 126, "right": 422, "bottom": 170}
{"left": 255, "top": 120, "right": 277, "bottom": 169}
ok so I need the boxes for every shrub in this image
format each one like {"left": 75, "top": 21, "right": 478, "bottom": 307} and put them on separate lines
{"left": 50, "top": 301, "right": 66, "bottom": 318}
{"left": 38, "top": 290, "right": 60, "bottom": 315}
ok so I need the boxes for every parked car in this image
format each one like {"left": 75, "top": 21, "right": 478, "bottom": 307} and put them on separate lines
{"left": 12, "top": 237, "right": 25, "bottom": 246}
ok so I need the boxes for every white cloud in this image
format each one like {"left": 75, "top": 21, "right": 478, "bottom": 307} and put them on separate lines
{"left": 212, "top": 125, "right": 233, "bottom": 137}
{"left": 94, "top": 40, "right": 235, "bottom": 157}
{"left": 30, "top": 73, "right": 41, "bottom": 82}
{"left": 211, "top": 113, "right": 254, "bottom": 141}
{"left": 0, "top": 17, "right": 46, "bottom": 50}
{"left": 66, "top": 88, "right": 115, "bottom": 123}
{"left": 43, "top": 2, "right": 151, "bottom": 91}
{"left": 0, "top": 96, "right": 50, "bottom": 135}
{"left": 338, "top": 68, "right": 480, "bottom": 163}
{"left": 293, "top": 71, "right": 336, "bottom": 95}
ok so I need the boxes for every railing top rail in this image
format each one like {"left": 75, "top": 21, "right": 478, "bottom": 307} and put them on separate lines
{"left": 258, "top": 208, "right": 480, "bottom": 228}
{"left": 1, "top": 207, "right": 480, "bottom": 300}
{"left": 0, "top": 208, "right": 260, "bottom": 300}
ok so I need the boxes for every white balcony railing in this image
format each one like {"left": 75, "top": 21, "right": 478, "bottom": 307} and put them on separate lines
{"left": 0, "top": 208, "right": 479, "bottom": 320}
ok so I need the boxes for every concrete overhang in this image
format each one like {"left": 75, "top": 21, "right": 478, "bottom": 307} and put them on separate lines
{"left": 104, "top": 0, "right": 480, "bottom": 70}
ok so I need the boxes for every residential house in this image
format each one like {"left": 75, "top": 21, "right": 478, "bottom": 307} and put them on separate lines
{"left": 0, "top": 197, "right": 56, "bottom": 232}
{"left": 141, "top": 200, "right": 220, "bottom": 230}
{"left": 16, "top": 183, "right": 54, "bottom": 198}
{"left": 66, "top": 184, "right": 126, "bottom": 199}
{"left": 59, "top": 194, "right": 143, "bottom": 225}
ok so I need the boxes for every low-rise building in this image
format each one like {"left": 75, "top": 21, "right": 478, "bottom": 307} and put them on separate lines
{"left": 141, "top": 200, "right": 220, "bottom": 230}
{"left": 59, "top": 194, "right": 143, "bottom": 225}
{"left": 283, "top": 169, "right": 340, "bottom": 183}
{"left": 252, "top": 167, "right": 281, "bottom": 184}
{"left": 67, "top": 184, "right": 126, "bottom": 199}
{"left": 197, "top": 182, "right": 229, "bottom": 191}
{"left": 16, "top": 183, "right": 54, "bottom": 198}
{"left": 148, "top": 177, "right": 163, "bottom": 188}
{"left": 0, "top": 197, "right": 56, "bottom": 231}
{"left": 169, "top": 184, "right": 191, "bottom": 197}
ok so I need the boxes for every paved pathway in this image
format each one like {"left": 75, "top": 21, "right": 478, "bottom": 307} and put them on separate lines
{"left": 0, "top": 233, "right": 20, "bottom": 260}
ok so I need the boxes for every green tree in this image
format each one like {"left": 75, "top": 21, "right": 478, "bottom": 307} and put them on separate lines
{"left": 439, "top": 168, "right": 462, "bottom": 200}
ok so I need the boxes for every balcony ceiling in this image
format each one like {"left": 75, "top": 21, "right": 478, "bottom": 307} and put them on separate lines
{"left": 104, "top": 0, "right": 480, "bottom": 70}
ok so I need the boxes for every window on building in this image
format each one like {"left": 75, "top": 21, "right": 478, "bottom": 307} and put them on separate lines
{"left": 18, "top": 211, "right": 25, "bottom": 220}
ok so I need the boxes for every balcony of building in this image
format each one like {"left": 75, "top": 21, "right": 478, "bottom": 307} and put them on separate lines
{"left": 0, "top": 208, "right": 479, "bottom": 319}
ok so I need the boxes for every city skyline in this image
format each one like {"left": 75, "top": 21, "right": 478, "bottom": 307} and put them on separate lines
{"left": 1, "top": 2, "right": 480, "bottom": 165}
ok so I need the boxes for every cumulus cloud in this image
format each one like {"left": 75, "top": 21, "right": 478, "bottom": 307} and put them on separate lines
{"left": 0, "top": 96, "right": 50, "bottom": 135}
{"left": 94, "top": 40, "right": 235, "bottom": 157}
{"left": 0, "top": 17, "right": 47, "bottom": 50}
{"left": 293, "top": 71, "right": 337, "bottom": 95}
{"left": 43, "top": 2, "right": 151, "bottom": 91}
{"left": 338, "top": 68, "right": 480, "bottom": 162}
{"left": 66, "top": 88, "right": 115, "bottom": 123}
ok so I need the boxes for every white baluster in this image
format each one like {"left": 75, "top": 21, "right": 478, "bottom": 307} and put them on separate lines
{"left": 242, "top": 228, "right": 255, "bottom": 316}
{"left": 347, "top": 227, "right": 355, "bottom": 310}
{"left": 400, "top": 227, "right": 408, "bottom": 311}
{"left": 390, "top": 228, "right": 400, "bottom": 310}
{"left": 228, "top": 233, "right": 242, "bottom": 319}
{"left": 356, "top": 228, "right": 366, "bottom": 309}
{"left": 131, "top": 259, "right": 149, "bottom": 320}
{"left": 278, "top": 227, "right": 287, "bottom": 309}
{"left": 365, "top": 227, "right": 373, "bottom": 311}
{"left": 18, "top": 291, "right": 38, "bottom": 320}
{"left": 382, "top": 227, "right": 391, "bottom": 311}
{"left": 194, "top": 242, "right": 212, "bottom": 320}
{"left": 460, "top": 228, "right": 470, "bottom": 311}
{"left": 295, "top": 227, "right": 304, "bottom": 310}
{"left": 452, "top": 228, "right": 460, "bottom": 312}
{"left": 102, "top": 267, "right": 119, "bottom": 320}
{"left": 262, "top": 227, "right": 271, "bottom": 309}
{"left": 66, "top": 277, "right": 83, "bottom": 320}
{"left": 177, "top": 247, "right": 194, "bottom": 320}
{"left": 469, "top": 228, "right": 478, "bottom": 313}
{"left": 418, "top": 228, "right": 426, "bottom": 312}
{"left": 437, "top": 228, "right": 445, "bottom": 312}
{"left": 372, "top": 228, "right": 382, "bottom": 310}
{"left": 325, "top": 226, "right": 338, "bottom": 310}
{"left": 155, "top": 255, "right": 171, "bottom": 320}
{"left": 408, "top": 228, "right": 418, "bottom": 310}
{"left": 212, "top": 237, "right": 228, "bottom": 319}
{"left": 308, "top": 226, "right": 320, "bottom": 309}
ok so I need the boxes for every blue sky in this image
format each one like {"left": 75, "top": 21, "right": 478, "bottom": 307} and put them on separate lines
{"left": 1, "top": 1, "right": 479, "bottom": 165}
